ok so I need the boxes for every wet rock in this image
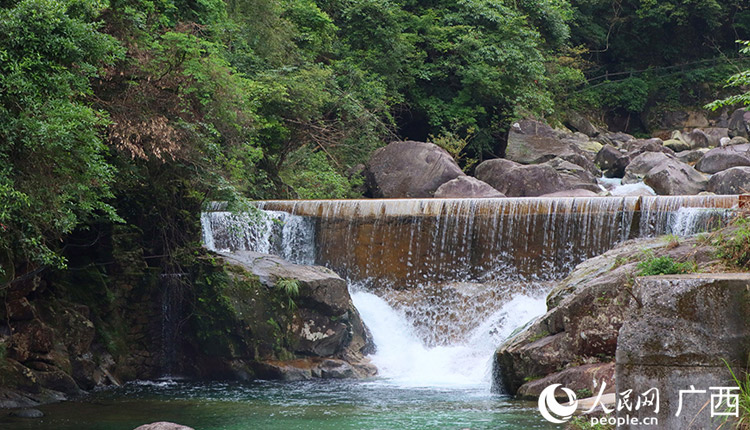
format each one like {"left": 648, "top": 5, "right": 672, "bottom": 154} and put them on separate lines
{"left": 540, "top": 189, "right": 600, "bottom": 197}
{"left": 256, "top": 358, "right": 376, "bottom": 381}
{"left": 8, "top": 320, "right": 55, "bottom": 362}
{"left": 707, "top": 166, "right": 750, "bottom": 195}
{"left": 642, "top": 160, "right": 707, "bottom": 195}
{"left": 695, "top": 143, "right": 750, "bottom": 173}
{"left": 516, "top": 362, "right": 615, "bottom": 399}
{"left": 9, "top": 408, "right": 43, "bottom": 418}
{"left": 434, "top": 176, "right": 505, "bottom": 198}
{"left": 475, "top": 159, "right": 566, "bottom": 197}
{"left": 364, "top": 141, "right": 463, "bottom": 198}
{"left": 133, "top": 422, "right": 195, "bottom": 430}
{"left": 506, "top": 120, "right": 582, "bottom": 164}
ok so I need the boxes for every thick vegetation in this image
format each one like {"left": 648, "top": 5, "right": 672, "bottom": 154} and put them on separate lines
{"left": 0, "top": 0, "right": 749, "bottom": 283}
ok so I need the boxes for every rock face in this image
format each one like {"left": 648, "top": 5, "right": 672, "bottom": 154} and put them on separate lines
{"left": 364, "top": 141, "right": 464, "bottom": 198}
{"left": 622, "top": 152, "right": 674, "bottom": 184}
{"left": 216, "top": 251, "right": 375, "bottom": 380}
{"left": 434, "top": 176, "right": 505, "bottom": 198}
{"left": 695, "top": 144, "right": 750, "bottom": 174}
{"left": 616, "top": 275, "right": 750, "bottom": 430}
{"left": 505, "top": 120, "right": 582, "bottom": 164}
{"left": 707, "top": 166, "right": 750, "bottom": 195}
{"left": 546, "top": 157, "right": 600, "bottom": 192}
{"left": 493, "top": 234, "right": 720, "bottom": 397}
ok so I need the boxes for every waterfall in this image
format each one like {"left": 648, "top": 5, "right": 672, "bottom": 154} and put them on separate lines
{"left": 160, "top": 273, "right": 188, "bottom": 377}
{"left": 200, "top": 195, "right": 737, "bottom": 385}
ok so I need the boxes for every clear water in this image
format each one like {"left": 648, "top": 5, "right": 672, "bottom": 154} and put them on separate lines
{"left": 0, "top": 380, "right": 556, "bottom": 430}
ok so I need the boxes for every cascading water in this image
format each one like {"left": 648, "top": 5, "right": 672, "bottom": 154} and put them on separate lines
{"left": 201, "top": 195, "right": 737, "bottom": 388}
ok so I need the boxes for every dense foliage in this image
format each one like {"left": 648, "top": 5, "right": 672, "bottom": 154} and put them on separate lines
{"left": 1, "top": 0, "right": 749, "bottom": 280}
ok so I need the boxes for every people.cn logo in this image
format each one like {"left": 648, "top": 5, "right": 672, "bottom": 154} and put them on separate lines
{"left": 538, "top": 384, "right": 578, "bottom": 423}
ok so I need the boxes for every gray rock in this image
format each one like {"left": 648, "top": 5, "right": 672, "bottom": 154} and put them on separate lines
{"left": 595, "top": 144, "right": 629, "bottom": 177}
{"left": 675, "top": 149, "right": 706, "bottom": 165}
{"left": 595, "top": 131, "right": 635, "bottom": 148}
{"left": 707, "top": 166, "right": 750, "bottom": 195}
{"left": 506, "top": 120, "right": 582, "bottom": 164}
{"left": 701, "top": 127, "right": 729, "bottom": 147}
{"left": 565, "top": 112, "right": 599, "bottom": 137}
{"left": 9, "top": 408, "right": 43, "bottom": 418}
{"left": 622, "top": 152, "right": 674, "bottom": 184}
{"left": 695, "top": 144, "right": 750, "bottom": 174}
{"left": 728, "top": 108, "right": 750, "bottom": 138}
{"left": 364, "top": 141, "right": 463, "bottom": 198}
{"left": 728, "top": 136, "right": 750, "bottom": 146}
{"left": 539, "top": 189, "right": 600, "bottom": 197}
{"left": 681, "top": 128, "right": 711, "bottom": 149}
{"left": 434, "top": 176, "right": 504, "bottom": 198}
{"left": 475, "top": 159, "right": 567, "bottom": 197}
{"left": 643, "top": 160, "right": 707, "bottom": 195}
{"left": 134, "top": 422, "right": 195, "bottom": 430}
{"left": 616, "top": 274, "right": 750, "bottom": 430}
{"left": 545, "top": 157, "right": 600, "bottom": 192}
{"left": 622, "top": 138, "right": 674, "bottom": 157}
{"left": 663, "top": 138, "right": 690, "bottom": 152}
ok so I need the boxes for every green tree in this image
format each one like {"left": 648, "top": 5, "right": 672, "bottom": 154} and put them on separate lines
{"left": 0, "top": 0, "right": 124, "bottom": 274}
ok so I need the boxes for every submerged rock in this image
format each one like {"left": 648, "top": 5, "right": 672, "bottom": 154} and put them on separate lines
{"left": 8, "top": 408, "right": 43, "bottom": 418}
{"left": 364, "top": 141, "right": 463, "bottom": 198}
{"left": 134, "top": 422, "right": 194, "bottom": 430}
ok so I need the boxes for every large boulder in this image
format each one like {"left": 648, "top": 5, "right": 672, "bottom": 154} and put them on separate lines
{"left": 364, "top": 141, "right": 463, "bottom": 198}
{"left": 642, "top": 159, "right": 707, "bottom": 195}
{"left": 214, "top": 251, "right": 374, "bottom": 378}
{"left": 505, "top": 120, "right": 582, "bottom": 164}
{"left": 616, "top": 275, "right": 750, "bottom": 430}
{"left": 434, "top": 176, "right": 505, "bottom": 198}
{"left": 728, "top": 108, "right": 750, "bottom": 138}
{"left": 695, "top": 143, "right": 750, "bottom": 174}
{"left": 622, "top": 152, "right": 674, "bottom": 184}
{"left": 595, "top": 131, "right": 635, "bottom": 148}
{"left": 475, "top": 159, "right": 567, "bottom": 197}
{"left": 564, "top": 112, "right": 599, "bottom": 137}
{"left": 707, "top": 166, "right": 750, "bottom": 195}
{"left": 595, "top": 144, "right": 630, "bottom": 177}
{"left": 494, "top": 235, "right": 720, "bottom": 396}
{"left": 545, "top": 157, "right": 601, "bottom": 192}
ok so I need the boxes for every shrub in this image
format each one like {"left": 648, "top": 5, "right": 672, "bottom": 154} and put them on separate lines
{"left": 637, "top": 255, "right": 695, "bottom": 276}
{"left": 716, "top": 218, "right": 750, "bottom": 270}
